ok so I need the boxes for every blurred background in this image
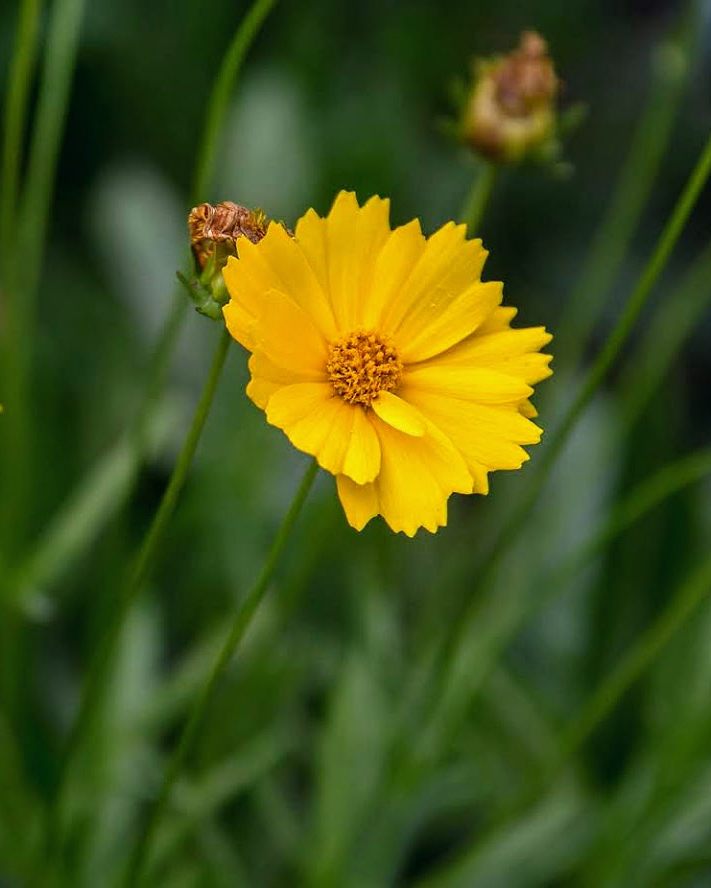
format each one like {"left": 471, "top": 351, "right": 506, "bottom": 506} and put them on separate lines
{"left": 1, "top": 0, "right": 711, "bottom": 885}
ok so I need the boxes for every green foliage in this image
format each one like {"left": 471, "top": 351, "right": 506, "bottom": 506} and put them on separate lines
{"left": 1, "top": 0, "right": 711, "bottom": 885}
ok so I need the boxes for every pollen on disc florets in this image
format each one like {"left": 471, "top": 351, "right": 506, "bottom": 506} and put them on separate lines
{"left": 327, "top": 331, "right": 403, "bottom": 406}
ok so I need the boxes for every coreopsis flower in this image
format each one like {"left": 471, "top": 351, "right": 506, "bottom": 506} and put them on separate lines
{"left": 222, "top": 192, "right": 552, "bottom": 536}
{"left": 460, "top": 31, "right": 561, "bottom": 165}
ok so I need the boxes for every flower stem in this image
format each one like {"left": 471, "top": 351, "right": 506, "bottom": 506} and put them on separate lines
{"left": 554, "top": 2, "right": 697, "bottom": 369}
{"left": 419, "top": 126, "right": 711, "bottom": 766}
{"left": 459, "top": 162, "right": 497, "bottom": 236}
{"left": 482, "top": 126, "right": 711, "bottom": 592}
{"left": 2, "top": 0, "right": 280, "bottom": 614}
{"left": 124, "top": 458, "right": 319, "bottom": 887}
{"left": 191, "top": 0, "right": 278, "bottom": 203}
{"left": 0, "top": 0, "right": 84, "bottom": 562}
{"left": 558, "top": 549, "right": 711, "bottom": 760}
{"left": 0, "top": 0, "right": 41, "bottom": 278}
{"left": 40, "top": 328, "right": 231, "bottom": 877}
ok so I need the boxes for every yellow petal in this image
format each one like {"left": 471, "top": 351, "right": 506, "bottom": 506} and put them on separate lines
{"left": 371, "top": 391, "right": 426, "bottom": 436}
{"left": 404, "top": 364, "right": 532, "bottom": 404}
{"left": 520, "top": 399, "right": 538, "bottom": 418}
{"left": 252, "top": 222, "right": 337, "bottom": 339}
{"left": 398, "top": 281, "right": 503, "bottom": 363}
{"left": 368, "top": 414, "right": 472, "bottom": 536}
{"left": 246, "top": 350, "right": 323, "bottom": 409}
{"left": 325, "top": 192, "right": 392, "bottom": 330}
{"left": 360, "top": 218, "right": 426, "bottom": 328}
{"left": 477, "top": 305, "right": 517, "bottom": 335}
{"left": 254, "top": 289, "right": 327, "bottom": 376}
{"left": 222, "top": 248, "right": 281, "bottom": 343}
{"left": 380, "top": 224, "right": 488, "bottom": 338}
{"left": 294, "top": 208, "right": 329, "bottom": 294}
{"left": 404, "top": 387, "right": 542, "bottom": 472}
{"left": 336, "top": 474, "right": 379, "bottom": 531}
{"left": 435, "top": 326, "right": 552, "bottom": 367}
{"left": 266, "top": 384, "right": 380, "bottom": 484}
{"left": 343, "top": 407, "right": 381, "bottom": 484}
{"left": 499, "top": 353, "right": 553, "bottom": 385}
{"left": 222, "top": 298, "right": 255, "bottom": 350}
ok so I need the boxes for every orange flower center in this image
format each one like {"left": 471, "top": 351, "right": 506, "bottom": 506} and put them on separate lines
{"left": 327, "top": 330, "right": 403, "bottom": 406}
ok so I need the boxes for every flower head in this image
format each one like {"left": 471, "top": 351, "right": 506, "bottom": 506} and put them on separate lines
{"left": 460, "top": 31, "right": 560, "bottom": 165}
{"left": 223, "top": 191, "right": 552, "bottom": 536}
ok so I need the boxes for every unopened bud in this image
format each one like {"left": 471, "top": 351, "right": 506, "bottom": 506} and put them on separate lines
{"left": 189, "top": 201, "right": 268, "bottom": 271}
{"left": 183, "top": 202, "right": 270, "bottom": 319}
{"left": 460, "top": 31, "right": 561, "bottom": 165}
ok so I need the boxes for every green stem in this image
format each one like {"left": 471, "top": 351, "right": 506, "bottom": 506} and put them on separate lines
{"left": 618, "top": 236, "right": 711, "bottom": 430}
{"left": 481, "top": 126, "right": 711, "bottom": 595}
{"left": 555, "top": 3, "right": 697, "bottom": 369}
{"left": 558, "top": 548, "right": 711, "bottom": 761}
{"left": 0, "top": 0, "right": 86, "bottom": 563}
{"left": 191, "top": 0, "right": 278, "bottom": 203}
{"left": 124, "top": 458, "right": 319, "bottom": 887}
{"left": 459, "top": 163, "right": 497, "bottom": 236}
{"left": 0, "top": 0, "right": 41, "bottom": 278}
{"left": 416, "top": 127, "right": 711, "bottom": 765}
{"left": 407, "top": 447, "right": 711, "bottom": 774}
{"left": 3, "top": 0, "right": 280, "bottom": 609}
{"left": 414, "top": 529, "right": 711, "bottom": 888}
{"left": 5, "top": 404, "right": 175, "bottom": 613}
{"left": 41, "top": 328, "right": 231, "bottom": 877}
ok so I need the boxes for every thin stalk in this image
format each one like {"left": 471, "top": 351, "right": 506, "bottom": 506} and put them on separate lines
{"left": 558, "top": 548, "right": 711, "bottom": 760}
{"left": 5, "top": 405, "right": 175, "bottom": 613}
{"left": 459, "top": 162, "right": 497, "bottom": 236}
{"left": 124, "top": 459, "right": 320, "bottom": 887}
{"left": 40, "top": 328, "right": 231, "bottom": 876}
{"left": 479, "top": 127, "right": 711, "bottom": 601}
{"left": 191, "top": 0, "right": 278, "bottom": 203}
{"left": 0, "top": 0, "right": 42, "bottom": 277}
{"left": 3, "top": 0, "right": 280, "bottom": 608}
{"left": 555, "top": 2, "right": 697, "bottom": 369}
{"left": 417, "top": 128, "right": 711, "bottom": 764}
{"left": 470, "top": 447, "right": 711, "bottom": 723}
{"left": 18, "top": 0, "right": 86, "bottom": 299}
{"left": 1, "top": 0, "right": 84, "bottom": 558}
{"left": 415, "top": 546, "right": 711, "bottom": 888}
{"left": 618, "top": 236, "right": 711, "bottom": 430}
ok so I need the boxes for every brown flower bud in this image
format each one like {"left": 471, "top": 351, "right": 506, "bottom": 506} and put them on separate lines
{"left": 461, "top": 31, "right": 560, "bottom": 165}
{"left": 188, "top": 201, "right": 268, "bottom": 270}
{"left": 181, "top": 202, "right": 272, "bottom": 319}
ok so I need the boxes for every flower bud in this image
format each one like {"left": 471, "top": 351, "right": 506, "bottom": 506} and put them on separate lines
{"left": 460, "top": 31, "right": 561, "bottom": 165}
{"left": 189, "top": 201, "right": 268, "bottom": 271}
{"left": 183, "top": 202, "right": 269, "bottom": 319}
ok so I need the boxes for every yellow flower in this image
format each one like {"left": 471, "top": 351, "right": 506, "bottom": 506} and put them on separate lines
{"left": 222, "top": 191, "right": 552, "bottom": 536}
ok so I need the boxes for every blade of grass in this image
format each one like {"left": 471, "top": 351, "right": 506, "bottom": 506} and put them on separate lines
{"left": 554, "top": 2, "right": 697, "bottom": 370}
{"left": 0, "top": 0, "right": 42, "bottom": 277}
{"left": 414, "top": 127, "right": 711, "bottom": 767}
{"left": 124, "top": 459, "right": 319, "bottom": 887}
{"left": 618, "top": 237, "right": 711, "bottom": 430}
{"left": 424, "top": 548, "right": 711, "bottom": 887}
{"left": 5, "top": 403, "right": 176, "bottom": 615}
{"left": 39, "top": 328, "right": 232, "bottom": 881}
{"left": 0, "top": 0, "right": 87, "bottom": 559}
{"left": 3, "top": 0, "right": 280, "bottom": 613}
{"left": 413, "top": 443, "right": 711, "bottom": 772}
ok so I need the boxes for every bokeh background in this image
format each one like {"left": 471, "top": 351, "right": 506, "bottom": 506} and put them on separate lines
{"left": 1, "top": 0, "right": 711, "bottom": 885}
